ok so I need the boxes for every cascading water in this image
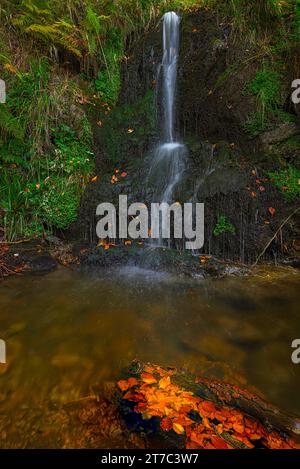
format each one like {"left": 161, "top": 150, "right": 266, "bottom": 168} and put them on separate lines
{"left": 162, "top": 11, "right": 179, "bottom": 143}
{"left": 149, "top": 12, "right": 187, "bottom": 244}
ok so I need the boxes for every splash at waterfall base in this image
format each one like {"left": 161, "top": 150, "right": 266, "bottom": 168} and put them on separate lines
{"left": 95, "top": 195, "right": 204, "bottom": 250}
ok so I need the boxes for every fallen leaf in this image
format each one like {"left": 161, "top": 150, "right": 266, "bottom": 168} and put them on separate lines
{"left": 211, "top": 435, "right": 229, "bottom": 449}
{"left": 161, "top": 417, "right": 173, "bottom": 431}
{"left": 4, "top": 63, "right": 17, "bottom": 74}
{"left": 158, "top": 376, "right": 171, "bottom": 389}
{"left": 141, "top": 372, "right": 157, "bottom": 384}
{"left": 232, "top": 422, "right": 244, "bottom": 434}
{"left": 268, "top": 207, "right": 276, "bottom": 216}
{"left": 117, "top": 380, "right": 130, "bottom": 391}
{"left": 173, "top": 422, "right": 185, "bottom": 435}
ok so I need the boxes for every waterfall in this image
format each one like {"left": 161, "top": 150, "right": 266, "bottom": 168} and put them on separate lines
{"left": 162, "top": 11, "right": 179, "bottom": 143}
{"left": 149, "top": 12, "right": 187, "bottom": 244}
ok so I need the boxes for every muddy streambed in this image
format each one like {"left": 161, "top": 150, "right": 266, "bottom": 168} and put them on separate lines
{"left": 0, "top": 265, "right": 299, "bottom": 447}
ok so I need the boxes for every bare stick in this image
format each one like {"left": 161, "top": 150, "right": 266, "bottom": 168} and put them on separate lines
{"left": 252, "top": 206, "right": 300, "bottom": 267}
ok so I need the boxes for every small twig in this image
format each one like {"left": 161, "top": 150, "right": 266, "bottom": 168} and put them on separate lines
{"left": 0, "top": 238, "right": 35, "bottom": 245}
{"left": 252, "top": 206, "right": 300, "bottom": 267}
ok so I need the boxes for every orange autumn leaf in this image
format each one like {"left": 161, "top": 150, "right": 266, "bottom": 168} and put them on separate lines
{"left": 173, "top": 422, "right": 185, "bottom": 435}
{"left": 232, "top": 422, "right": 244, "bottom": 434}
{"left": 141, "top": 372, "right": 157, "bottom": 384}
{"left": 158, "top": 376, "right": 171, "bottom": 389}
{"left": 144, "top": 364, "right": 155, "bottom": 374}
{"left": 4, "top": 63, "right": 17, "bottom": 74}
{"left": 161, "top": 417, "right": 173, "bottom": 431}
{"left": 123, "top": 391, "right": 137, "bottom": 400}
{"left": 127, "top": 377, "right": 139, "bottom": 387}
{"left": 200, "top": 401, "right": 216, "bottom": 413}
{"left": 90, "top": 176, "right": 98, "bottom": 182}
{"left": 211, "top": 435, "right": 229, "bottom": 449}
{"left": 117, "top": 379, "right": 130, "bottom": 391}
{"left": 173, "top": 416, "right": 194, "bottom": 427}
{"left": 268, "top": 207, "right": 276, "bottom": 216}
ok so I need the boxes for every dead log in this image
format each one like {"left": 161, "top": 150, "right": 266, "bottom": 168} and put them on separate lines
{"left": 118, "top": 361, "right": 300, "bottom": 449}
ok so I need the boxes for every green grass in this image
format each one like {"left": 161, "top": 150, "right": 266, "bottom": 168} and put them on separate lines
{"left": 0, "top": 59, "right": 94, "bottom": 240}
{"left": 268, "top": 166, "right": 300, "bottom": 201}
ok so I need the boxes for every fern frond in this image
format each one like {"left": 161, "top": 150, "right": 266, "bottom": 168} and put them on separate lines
{"left": 25, "top": 24, "right": 61, "bottom": 38}
{"left": 0, "top": 105, "right": 25, "bottom": 140}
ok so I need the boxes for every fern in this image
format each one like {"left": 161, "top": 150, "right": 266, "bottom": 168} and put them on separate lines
{"left": 13, "top": 0, "right": 82, "bottom": 58}
{"left": 0, "top": 106, "right": 24, "bottom": 140}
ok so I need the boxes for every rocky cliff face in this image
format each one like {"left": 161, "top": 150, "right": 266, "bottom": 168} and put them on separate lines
{"left": 76, "top": 10, "right": 300, "bottom": 264}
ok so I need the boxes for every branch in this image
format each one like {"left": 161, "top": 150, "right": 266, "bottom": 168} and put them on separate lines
{"left": 252, "top": 206, "right": 300, "bottom": 267}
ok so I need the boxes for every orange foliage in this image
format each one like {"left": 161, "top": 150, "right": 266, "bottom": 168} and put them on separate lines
{"left": 117, "top": 364, "right": 297, "bottom": 450}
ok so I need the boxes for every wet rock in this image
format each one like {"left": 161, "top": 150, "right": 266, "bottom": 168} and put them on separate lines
{"left": 44, "top": 235, "right": 64, "bottom": 247}
{"left": 50, "top": 242, "right": 78, "bottom": 266}
{"left": 78, "top": 243, "right": 249, "bottom": 279}
{"left": 25, "top": 254, "right": 58, "bottom": 274}
{"left": 260, "top": 123, "right": 299, "bottom": 146}
{"left": 3, "top": 243, "right": 58, "bottom": 275}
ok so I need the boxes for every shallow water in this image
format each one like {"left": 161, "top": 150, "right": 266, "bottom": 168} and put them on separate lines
{"left": 0, "top": 265, "right": 299, "bottom": 447}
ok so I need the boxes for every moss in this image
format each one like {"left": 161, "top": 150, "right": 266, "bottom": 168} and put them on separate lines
{"left": 100, "top": 90, "right": 157, "bottom": 164}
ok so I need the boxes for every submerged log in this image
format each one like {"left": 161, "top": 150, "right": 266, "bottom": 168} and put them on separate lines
{"left": 172, "top": 371, "right": 300, "bottom": 437}
{"left": 116, "top": 361, "right": 300, "bottom": 449}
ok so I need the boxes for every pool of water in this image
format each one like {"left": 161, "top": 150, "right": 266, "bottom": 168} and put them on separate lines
{"left": 0, "top": 265, "right": 299, "bottom": 447}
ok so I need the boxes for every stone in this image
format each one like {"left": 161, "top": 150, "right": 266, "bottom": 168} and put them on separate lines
{"left": 260, "top": 123, "right": 299, "bottom": 145}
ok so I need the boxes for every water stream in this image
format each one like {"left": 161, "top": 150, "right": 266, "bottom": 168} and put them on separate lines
{"left": 0, "top": 266, "right": 300, "bottom": 447}
{"left": 149, "top": 12, "right": 187, "bottom": 239}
